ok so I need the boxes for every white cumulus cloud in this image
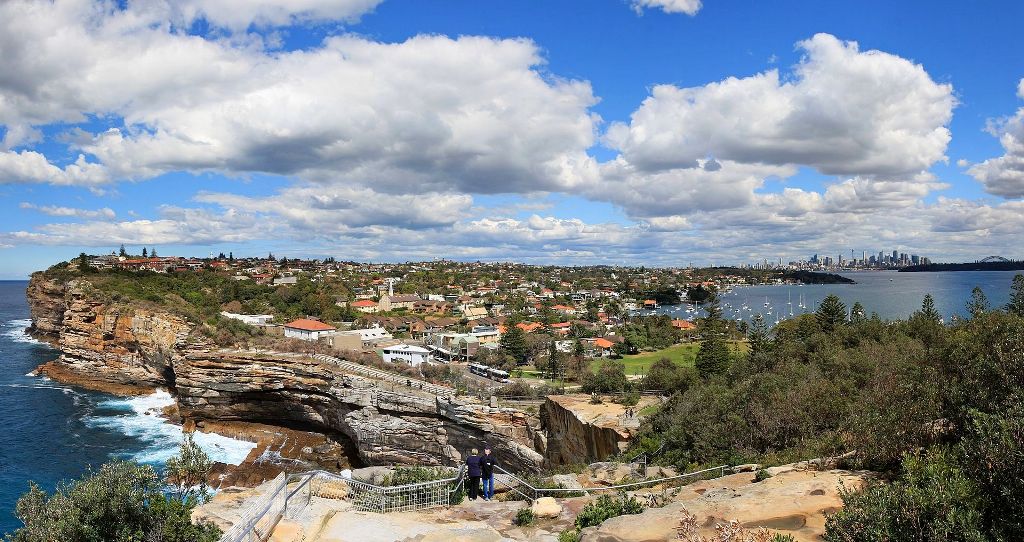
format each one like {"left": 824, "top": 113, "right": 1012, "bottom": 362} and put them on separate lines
{"left": 968, "top": 78, "right": 1024, "bottom": 198}
{"left": 631, "top": 0, "right": 702, "bottom": 16}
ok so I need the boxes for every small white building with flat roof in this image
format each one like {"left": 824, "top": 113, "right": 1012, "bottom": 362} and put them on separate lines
{"left": 220, "top": 312, "right": 274, "bottom": 326}
{"left": 381, "top": 344, "right": 431, "bottom": 366}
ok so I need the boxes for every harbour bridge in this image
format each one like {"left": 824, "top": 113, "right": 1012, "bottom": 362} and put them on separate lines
{"left": 979, "top": 256, "right": 1010, "bottom": 263}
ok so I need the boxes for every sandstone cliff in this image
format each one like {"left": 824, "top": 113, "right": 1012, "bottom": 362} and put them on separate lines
{"left": 541, "top": 395, "right": 652, "bottom": 465}
{"left": 174, "top": 349, "right": 545, "bottom": 472}
{"left": 26, "top": 273, "right": 545, "bottom": 475}
{"left": 29, "top": 274, "right": 190, "bottom": 394}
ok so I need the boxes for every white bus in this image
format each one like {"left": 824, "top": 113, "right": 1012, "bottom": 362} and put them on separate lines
{"left": 467, "top": 363, "right": 510, "bottom": 383}
{"left": 487, "top": 367, "right": 510, "bottom": 383}
{"left": 468, "top": 363, "right": 490, "bottom": 377}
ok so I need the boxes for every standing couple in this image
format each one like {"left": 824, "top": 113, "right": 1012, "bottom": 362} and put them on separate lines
{"left": 465, "top": 445, "right": 497, "bottom": 500}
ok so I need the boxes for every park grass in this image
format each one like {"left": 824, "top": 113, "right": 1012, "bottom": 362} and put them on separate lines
{"left": 592, "top": 341, "right": 748, "bottom": 375}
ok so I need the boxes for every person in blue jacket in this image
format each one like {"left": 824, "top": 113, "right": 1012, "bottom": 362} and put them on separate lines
{"left": 465, "top": 448, "right": 482, "bottom": 500}
{"left": 480, "top": 445, "right": 497, "bottom": 500}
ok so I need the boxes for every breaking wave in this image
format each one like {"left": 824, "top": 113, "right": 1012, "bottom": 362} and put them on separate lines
{"left": 85, "top": 389, "right": 257, "bottom": 466}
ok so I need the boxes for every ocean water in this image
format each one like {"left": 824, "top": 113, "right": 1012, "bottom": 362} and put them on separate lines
{"left": 0, "top": 281, "right": 255, "bottom": 534}
{"left": 651, "top": 270, "right": 1022, "bottom": 325}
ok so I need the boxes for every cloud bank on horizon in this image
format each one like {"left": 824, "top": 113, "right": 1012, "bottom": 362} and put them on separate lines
{"left": 0, "top": 0, "right": 1022, "bottom": 274}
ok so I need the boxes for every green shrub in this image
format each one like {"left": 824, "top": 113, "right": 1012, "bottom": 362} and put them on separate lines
{"left": 574, "top": 492, "right": 645, "bottom": 529}
{"left": 824, "top": 449, "right": 987, "bottom": 542}
{"left": 450, "top": 486, "right": 465, "bottom": 505}
{"left": 558, "top": 528, "right": 581, "bottom": 542}
{"left": 514, "top": 507, "right": 535, "bottom": 526}
{"left": 614, "top": 390, "right": 640, "bottom": 406}
{"left": 7, "top": 460, "right": 221, "bottom": 542}
{"left": 381, "top": 466, "right": 453, "bottom": 486}
{"left": 753, "top": 469, "right": 772, "bottom": 483}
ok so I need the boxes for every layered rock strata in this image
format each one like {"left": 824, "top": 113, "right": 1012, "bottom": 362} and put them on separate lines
{"left": 541, "top": 395, "right": 652, "bottom": 464}
{"left": 26, "top": 273, "right": 545, "bottom": 474}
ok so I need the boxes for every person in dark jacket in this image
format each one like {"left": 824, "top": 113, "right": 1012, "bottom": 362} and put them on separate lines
{"left": 465, "top": 448, "right": 482, "bottom": 500}
{"left": 480, "top": 445, "right": 496, "bottom": 500}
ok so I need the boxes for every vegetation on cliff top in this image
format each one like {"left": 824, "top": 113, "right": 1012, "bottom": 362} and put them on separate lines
{"left": 630, "top": 282, "right": 1024, "bottom": 542}
{"left": 41, "top": 262, "right": 355, "bottom": 326}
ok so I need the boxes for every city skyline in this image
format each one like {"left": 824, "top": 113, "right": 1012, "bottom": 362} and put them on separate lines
{"left": 3, "top": 1, "right": 1024, "bottom": 279}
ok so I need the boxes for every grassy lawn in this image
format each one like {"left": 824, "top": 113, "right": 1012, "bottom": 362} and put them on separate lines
{"left": 592, "top": 341, "right": 748, "bottom": 375}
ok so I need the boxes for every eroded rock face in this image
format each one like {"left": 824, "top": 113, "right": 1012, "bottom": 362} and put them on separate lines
{"left": 174, "top": 350, "right": 545, "bottom": 473}
{"left": 26, "top": 272, "right": 68, "bottom": 343}
{"left": 27, "top": 273, "right": 546, "bottom": 475}
{"left": 31, "top": 277, "right": 192, "bottom": 393}
{"left": 541, "top": 395, "right": 645, "bottom": 465}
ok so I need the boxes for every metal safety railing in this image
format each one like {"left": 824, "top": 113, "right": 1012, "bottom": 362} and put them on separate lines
{"left": 491, "top": 463, "right": 728, "bottom": 502}
{"left": 217, "top": 473, "right": 288, "bottom": 542}
{"left": 219, "top": 462, "right": 728, "bottom": 541}
{"left": 219, "top": 467, "right": 465, "bottom": 542}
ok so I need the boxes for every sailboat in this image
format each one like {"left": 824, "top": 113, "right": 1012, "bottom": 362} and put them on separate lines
{"left": 798, "top": 293, "right": 806, "bottom": 310}
{"left": 764, "top": 296, "right": 770, "bottom": 308}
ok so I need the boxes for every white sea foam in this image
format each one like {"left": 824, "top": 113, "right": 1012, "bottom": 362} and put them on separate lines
{"left": 4, "top": 319, "right": 43, "bottom": 345}
{"left": 86, "top": 389, "right": 257, "bottom": 466}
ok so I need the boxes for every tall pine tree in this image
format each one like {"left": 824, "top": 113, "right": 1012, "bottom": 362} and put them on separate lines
{"left": 500, "top": 324, "right": 528, "bottom": 366}
{"left": 920, "top": 294, "right": 942, "bottom": 322}
{"left": 966, "top": 287, "right": 990, "bottom": 319}
{"left": 816, "top": 294, "right": 847, "bottom": 332}
{"left": 747, "top": 313, "right": 772, "bottom": 372}
{"left": 850, "top": 301, "right": 867, "bottom": 324}
{"left": 695, "top": 293, "right": 730, "bottom": 378}
{"left": 1007, "top": 274, "right": 1024, "bottom": 317}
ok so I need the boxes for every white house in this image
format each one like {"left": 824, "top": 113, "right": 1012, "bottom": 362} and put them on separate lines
{"left": 381, "top": 344, "right": 431, "bottom": 366}
{"left": 220, "top": 312, "right": 274, "bottom": 326}
{"left": 283, "top": 319, "right": 337, "bottom": 341}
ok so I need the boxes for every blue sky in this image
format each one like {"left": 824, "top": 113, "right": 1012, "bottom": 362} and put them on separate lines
{"left": 2, "top": 0, "right": 1024, "bottom": 278}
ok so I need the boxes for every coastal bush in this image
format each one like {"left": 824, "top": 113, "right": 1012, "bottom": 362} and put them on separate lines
{"left": 514, "top": 507, "right": 535, "bottom": 526}
{"left": 45, "top": 267, "right": 355, "bottom": 333}
{"left": 574, "top": 492, "right": 644, "bottom": 529}
{"left": 558, "top": 528, "right": 581, "bottom": 542}
{"left": 613, "top": 390, "right": 640, "bottom": 406}
{"left": 165, "top": 434, "right": 214, "bottom": 505}
{"left": 381, "top": 466, "right": 454, "bottom": 486}
{"left": 753, "top": 469, "right": 771, "bottom": 483}
{"left": 581, "top": 360, "right": 628, "bottom": 393}
{"left": 621, "top": 280, "right": 1024, "bottom": 540}
{"left": 824, "top": 449, "right": 987, "bottom": 542}
{"left": 6, "top": 460, "right": 221, "bottom": 542}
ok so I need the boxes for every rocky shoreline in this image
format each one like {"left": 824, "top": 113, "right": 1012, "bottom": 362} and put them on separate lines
{"left": 24, "top": 272, "right": 645, "bottom": 488}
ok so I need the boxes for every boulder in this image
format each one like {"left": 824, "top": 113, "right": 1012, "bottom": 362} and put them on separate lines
{"left": 580, "top": 505, "right": 679, "bottom": 542}
{"left": 585, "top": 462, "right": 634, "bottom": 485}
{"left": 552, "top": 474, "right": 586, "bottom": 490}
{"left": 352, "top": 466, "right": 395, "bottom": 485}
{"left": 531, "top": 497, "right": 563, "bottom": 518}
